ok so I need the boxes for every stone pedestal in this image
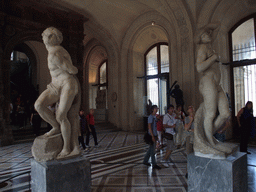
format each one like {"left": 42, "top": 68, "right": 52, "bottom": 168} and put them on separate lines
{"left": 31, "top": 156, "right": 91, "bottom": 192}
{"left": 188, "top": 152, "right": 247, "bottom": 192}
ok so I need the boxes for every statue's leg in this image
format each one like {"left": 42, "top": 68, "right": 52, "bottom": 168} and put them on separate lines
{"left": 56, "top": 83, "right": 78, "bottom": 158}
{"left": 69, "top": 77, "right": 81, "bottom": 155}
{"left": 201, "top": 82, "right": 218, "bottom": 146}
{"left": 211, "top": 90, "right": 233, "bottom": 154}
{"left": 214, "top": 90, "right": 230, "bottom": 132}
{"left": 68, "top": 109, "right": 81, "bottom": 156}
{"left": 34, "top": 89, "right": 60, "bottom": 135}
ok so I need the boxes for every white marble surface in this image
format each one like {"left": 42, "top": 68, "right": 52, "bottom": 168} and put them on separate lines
{"left": 33, "top": 27, "right": 81, "bottom": 161}
{"left": 194, "top": 23, "right": 235, "bottom": 158}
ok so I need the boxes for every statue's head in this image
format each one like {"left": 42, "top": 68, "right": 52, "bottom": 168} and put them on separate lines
{"left": 194, "top": 23, "right": 220, "bottom": 44}
{"left": 42, "top": 27, "right": 63, "bottom": 46}
{"left": 175, "top": 84, "right": 180, "bottom": 89}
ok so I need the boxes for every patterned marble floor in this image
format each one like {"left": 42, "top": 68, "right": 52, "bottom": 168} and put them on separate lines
{"left": 0, "top": 123, "right": 255, "bottom": 192}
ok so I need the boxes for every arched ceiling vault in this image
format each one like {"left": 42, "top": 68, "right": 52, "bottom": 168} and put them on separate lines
{"left": 52, "top": 0, "right": 194, "bottom": 49}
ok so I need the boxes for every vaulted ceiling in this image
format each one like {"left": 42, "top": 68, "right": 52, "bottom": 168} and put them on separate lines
{"left": 50, "top": 0, "right": 201, "bottom": 49}
{"left": 57, "top": 0, "right": 161, "bottom": 44}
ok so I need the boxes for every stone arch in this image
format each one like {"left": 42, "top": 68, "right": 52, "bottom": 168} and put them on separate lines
{"left": 1, "top": 31, "right": 42, "bottom": 145}
{"left": 84, "top": 41, "right": 108, "bottom": 111}
{"left": 82, "top": 39, "right": 101, "bottom": 112}
{"left": 197, "top": 0, "right": 222, "bottom": 28}
{"left": 3, "top": 31, "right": 42, "bottom": 104}
{"left": 13, "top": 42, "right": 38, "bottom": 90}
{"left": 120, "top": 11, "right": 178, "bottom": 131}
{"left": 4, "top": 31, "right": 41, "bottom": 61}
{"left": 211, "top": 0, "right": 256, "bottom": 61}
{"left": 82, "top": 22, "right": 120, "bottom": 126}
{"left": 120, "top": 8, "right": 194, "bottom": 131}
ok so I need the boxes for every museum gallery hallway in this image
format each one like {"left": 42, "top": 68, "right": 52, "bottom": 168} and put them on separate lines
{"left": 0, "top": 123, "right": 256, "bottom": 192}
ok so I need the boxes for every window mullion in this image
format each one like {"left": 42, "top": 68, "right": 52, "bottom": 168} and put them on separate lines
{"left": 157, "top": 44, "right": 161, "bottom": 74}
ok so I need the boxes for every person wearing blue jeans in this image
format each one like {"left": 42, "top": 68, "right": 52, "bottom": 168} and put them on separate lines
{"left": 143, "top": 105, "right": 161, "bottom": 169}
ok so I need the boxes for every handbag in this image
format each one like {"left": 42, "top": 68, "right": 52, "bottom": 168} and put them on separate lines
{"left": 144, "top": 132, "right": 154, "bottom": 145}
{"left": 163, "top": 113, "right": 175, "bottom": 140}
{"left": 163, "top": 132, "right": 173, "bottom": 140}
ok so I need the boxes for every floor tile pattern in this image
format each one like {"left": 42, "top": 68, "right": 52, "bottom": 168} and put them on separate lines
{"left": 0, "top": 123, "right": 256, "bottom": 191}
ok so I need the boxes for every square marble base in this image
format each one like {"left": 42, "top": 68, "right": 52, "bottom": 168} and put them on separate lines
{"left": 31, "top": 156, "right": 91, "bottom": 192}
{"left": 188, "top": 152, "right": 247, "bottom": 192}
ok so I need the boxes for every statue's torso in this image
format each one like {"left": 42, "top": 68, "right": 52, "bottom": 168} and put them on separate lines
{"left": 201, "top": 61, "right": 221, "bottom": 85}
{"left": 200, "top": 45, "right": 221, "bottom": 86}
{"left": 47, "top": 47, "right": 75, "bottom": 85}
{"left": 48, "top": 47, "right": 76, "bottom": 91}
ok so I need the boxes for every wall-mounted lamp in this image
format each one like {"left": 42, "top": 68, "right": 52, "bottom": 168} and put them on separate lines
{"left": 151, "top": 21, "right": 155, "bottom": 26}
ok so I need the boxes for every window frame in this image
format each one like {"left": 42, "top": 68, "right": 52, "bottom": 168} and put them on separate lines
{"left": 144, "top": 42, "right": 170, "bottom": 111}
{"left": 229, "top": 13, "right": 256, "bottom": 117}
{"left": 98, "top": 59, "right": 108, "bottom": 89}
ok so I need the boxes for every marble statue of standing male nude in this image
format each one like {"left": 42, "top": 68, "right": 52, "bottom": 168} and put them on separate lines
{"left": 195, "top": 23, "right": 231, "bottom": 153}
{"left": 34, "top": 27, "right": 81, "bottom": 159}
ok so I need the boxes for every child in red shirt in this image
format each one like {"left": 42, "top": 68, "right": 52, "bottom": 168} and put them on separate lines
{"left": 86, "top": 109, "right": 98, "bottom": 147}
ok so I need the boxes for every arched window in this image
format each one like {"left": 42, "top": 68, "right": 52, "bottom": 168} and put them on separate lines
{"left": 145, "top": 43, "right": 169, "bottom": 115}
{"left": 230, "top": 14, "right": 256, "bottom": 116}
{"left": 98, "top": 60, "right": 107, "bottom": 90}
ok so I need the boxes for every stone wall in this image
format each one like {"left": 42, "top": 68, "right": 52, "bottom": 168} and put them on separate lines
{"left": 0, "top": 0, "right": 86, "bottom": 146}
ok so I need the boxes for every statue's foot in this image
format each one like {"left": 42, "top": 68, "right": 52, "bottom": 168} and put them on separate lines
{"left": 57, "top": 149, "right": 71, "bottom": 159}
{"left": 69, "top": 146, "right": 81, "bottom": 156}
{"left": 213, "top": 142, "right": 233, "bottom": 154}
{"left": 44, "top": 128, "right": 61, "bottom": 137}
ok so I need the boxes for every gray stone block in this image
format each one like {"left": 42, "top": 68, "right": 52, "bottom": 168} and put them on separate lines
{"left": 31, "top": 156, "right": 91, "bottom": 192}
{"left": 188, "top": 152, "right": 247, "bottom": 192}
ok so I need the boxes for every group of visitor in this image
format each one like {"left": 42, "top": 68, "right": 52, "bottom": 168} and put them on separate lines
{"left": 143, "top": 100, "right": 256, "bottom": 170}
{"left": 143, "top": 104, "right": 195, "bottom": 169}
{"left": 10, "top": 93, "right": 34, "bottom": 129}
{"left": 79, "top": 109, "right": 99, "bottom": 151}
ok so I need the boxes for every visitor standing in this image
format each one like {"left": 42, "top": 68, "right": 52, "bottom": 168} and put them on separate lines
{"left": 79, "top": 109, "right": 87, "bottom": 150}
{"left": 162, "top": 105, "right": 176, "bottom": 167}
{"left": 237, "top": 101, "right": 255, "bottom": 154}
{"left": 184, "top": 106, "right": 195, "bottom": 155}
{"left": 174, "top": 105, "right": 185, "bottom": 148}
{"left": 143, "top": 105, "right": 161, "bottom": 169}
{"left": 30, "top": 108, "right": 42, "bottom": 136}
{"left": 86, "top": 109, "right": 98, "bottom": 147}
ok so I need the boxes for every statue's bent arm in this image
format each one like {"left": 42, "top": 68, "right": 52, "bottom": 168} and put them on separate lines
{"left": 54, "top": 51, "right": 78, "bottom": 75}
{"left": 196, "top": 47, "right": 218, "bottom": 73}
